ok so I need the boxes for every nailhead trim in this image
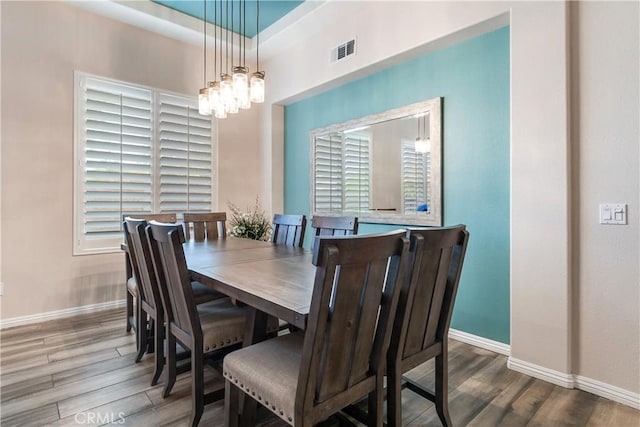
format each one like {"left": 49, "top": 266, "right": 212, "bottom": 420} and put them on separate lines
{"left": 205, "top": 335, "right": 241, "bottom": 353}
{"left": 224, "top": 371, "right": 293, "bottom": 424}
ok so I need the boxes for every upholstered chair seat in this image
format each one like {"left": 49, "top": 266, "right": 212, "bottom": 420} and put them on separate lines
{"left": 224, "top": 332, "right": 304, "bottom": 425}
{"left": 196, "top": 298, "right": 247, "bottom": 352}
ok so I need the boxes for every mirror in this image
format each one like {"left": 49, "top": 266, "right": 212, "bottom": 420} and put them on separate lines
{"left": 310, "top": 97, "right": 442, "bottom": 226}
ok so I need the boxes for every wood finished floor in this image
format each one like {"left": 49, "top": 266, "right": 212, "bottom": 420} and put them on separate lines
{"left": 1, "top": 308, "right": 638, "bottom": 427}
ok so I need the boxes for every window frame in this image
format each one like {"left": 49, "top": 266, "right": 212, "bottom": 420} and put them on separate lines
{"left": 73, "top": 72, "right": 217, "bottom": 255}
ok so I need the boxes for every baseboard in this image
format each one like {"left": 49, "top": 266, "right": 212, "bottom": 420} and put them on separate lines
{"left": 0, "top": 299, "right": 126, "bottom": 329}
{"left": 508, "top": 357, "right": 640, "bottom": 409}
{"left": 575, "top": 375, "right": 640, "bottom": 410}
{"left": 449, "top": 328, "right": 511, "bottom": 356}
{"left": 508, "top": 357, "right": 575, "bottom": 388}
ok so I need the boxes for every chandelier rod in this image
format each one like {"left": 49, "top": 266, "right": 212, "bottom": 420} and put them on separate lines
{"left": 256, "top": 0, "right": 260, "bottom": 70}
{"left": 203, "top": 0, "right": 207, "bottom": 86}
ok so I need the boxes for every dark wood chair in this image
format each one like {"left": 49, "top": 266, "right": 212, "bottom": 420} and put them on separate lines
{"left": 223, "top": 230, "right": 410, "bottom": 426}
{"left": 123, "top": 213, "right": 177, "bottom": 337}
{"left": 124, "top": 218, "right": 227, "bottom": 385}
{"left": 146, "top": 221, "right": 254, "bottom": 427}
{"left": 386, "top": 225, "right": 470, "bottom": 427}
{"left": 311, "top": 215, "right": 359, "bottom": 237}
{"left": 183, "top": 212, "right": 227, "bottom": 241}
{"left": 123, "top": 218, "right": 166, "bottom": 385}
{"left": 271, "top": 214, "right": 307, "bottom": 247}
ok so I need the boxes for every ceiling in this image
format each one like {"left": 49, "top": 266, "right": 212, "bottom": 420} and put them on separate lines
{"left": 151, "top": 0, "right": 305, "bottom": 38}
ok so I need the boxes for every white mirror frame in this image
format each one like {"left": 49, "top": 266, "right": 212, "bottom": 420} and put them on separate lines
{"left": 309, "top": 97, "right": 442, "bottom": 226}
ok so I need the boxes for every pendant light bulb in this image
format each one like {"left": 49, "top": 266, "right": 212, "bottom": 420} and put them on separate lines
{"left": 232, "top": 66, "right": 249, "bottom": 100}
{"left": 415, "top": 137, "right": 430, "bottom": 154}
{"left": 220, "top": 74, "right": 233, "bottom": 101}
{"left": 199, "top": 87, "right": 211, "bottom": 116}
{"left": 207, "top": 81, "right": 223, "bottom": 112}
{"left": 214, "top": 103, "right": 227, "bottom": 119}
{"left": 249, "top": 71, "right": 265, "bottom": 103}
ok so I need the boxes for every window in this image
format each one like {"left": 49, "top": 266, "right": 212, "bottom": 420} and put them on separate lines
{"left": 74, "top": 73, "right": 215, "bottom": 254}
{"left": 313, "top": 132, "right": 370, "bottom": 214}
{"left": 402, "top": 139, "right": 431, "bottom": 213}
{"left": 343, "top": 134, "right": 370, "bottom": 212}
{"left": 313, "top": 133, "right": 343, "bottom": 212}
{"left": 157, "top": 93, "right": 213, "bottom": 213}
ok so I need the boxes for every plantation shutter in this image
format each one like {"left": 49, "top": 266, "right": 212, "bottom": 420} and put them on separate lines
{"left": 402, "top": 139, "right": 427, "bottom": 213}
{"left": 79, "top": 77, "right": 153, "bottom": 246}
{"left": 158, "top": 94, "right": 213, "bottom": 213}
{"left": 343, "top": 135, "right": 370, "bottom": 212}
{"left": 314, "top": 133, "right": 343, "bottom": 212}
{"left": 75, "top": 73, "right": 215, "bottom": 254}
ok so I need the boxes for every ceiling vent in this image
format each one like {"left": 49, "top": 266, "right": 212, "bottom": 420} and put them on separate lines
{"left": 332, "top": 38, "right": 356, "bottom": 62}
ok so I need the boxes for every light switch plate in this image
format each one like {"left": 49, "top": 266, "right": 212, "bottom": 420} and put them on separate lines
{"left": 600, "top": 203, "right": 627, "bottom": 225}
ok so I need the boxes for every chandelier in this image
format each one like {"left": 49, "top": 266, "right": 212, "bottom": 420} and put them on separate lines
{"left": 199, "top": 0, "right": 265, "bottom": 118}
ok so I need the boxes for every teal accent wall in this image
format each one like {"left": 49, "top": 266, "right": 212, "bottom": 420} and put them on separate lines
{"left": 283, "top": 27, "right": 510, "bottom": 344}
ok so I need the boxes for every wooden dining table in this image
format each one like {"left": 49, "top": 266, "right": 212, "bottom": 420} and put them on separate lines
{"left": 185, "top": 236, "right": 316, "bottom": 340}
{"left": 184, "top": 237, "right": 317, "bottom": 425}
{"left": 123, "top": 235, "right": 316, "bottom": 341}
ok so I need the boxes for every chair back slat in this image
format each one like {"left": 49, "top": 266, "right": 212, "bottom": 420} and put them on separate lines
{"left": 311, "top": 216, "right": 359, "bottom": 237}
{"left": 393, "top": 225, "right": 469, "bottom": 364}
{"left": 299, "top": 231, "right": 409, "bottom": 410}
{"left": 183, "top": 212, "right": 227, "bottom": 241}
{"left": 124, "top": 218, "right": 161, "bottom": 312}
{"left": 147, "top": 222, "right": 199, "bottom": 338}
{"left": 271, "top": 214, "right": 306, "bottom": 247}
{"left": 123, "top": 220, "right": 145, "bottom": 302}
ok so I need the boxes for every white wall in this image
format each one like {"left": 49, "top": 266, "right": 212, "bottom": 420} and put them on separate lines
{"left": 0, "top": 1, "right": 263, "bottom": 320}
{"left": 573, "top": 1, "right": 640, "bottom": 397}
{"left": 0, "top": 0, "right": 3, "bottom": 319}
{"left": 370, "top": 121, "right": 405, "bottom": 212}
{"left": 258, "top": 0, "right": 639, "bottom": 403}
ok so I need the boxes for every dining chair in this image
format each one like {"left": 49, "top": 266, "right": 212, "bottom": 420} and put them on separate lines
{"left": 147, "top": 221, "right": 263, "bottom": 427}
{"left": 123, "top": 218, "right": 165, "bottom": 384}
{"left": 123, "top": 213, "right": 177, "bottom": 337}
{"left": 311, "top": 215, "right": 359, "bottom": 237}
{"left": 124, "top": 218, "right": 228, "bottom": 383}
{"left": 386, "top": 225, "right": 469, "bottom": 427}
{"left": 223, "top": 230, "right": 410, "bottom": 427}
{"left": 271, "top": 214, "right": 307, "bottom": 247}
{"left": 183, "top": 212, "right": 227, "bottom": 241}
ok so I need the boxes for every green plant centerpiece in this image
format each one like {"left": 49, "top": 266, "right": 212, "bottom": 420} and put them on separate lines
{"left": 227, "top": 198, "right": 272, "bottom": 241}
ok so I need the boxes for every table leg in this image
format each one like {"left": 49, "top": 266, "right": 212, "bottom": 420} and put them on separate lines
{"left": 243, "top": 307, "right": 269, "bottom": 345}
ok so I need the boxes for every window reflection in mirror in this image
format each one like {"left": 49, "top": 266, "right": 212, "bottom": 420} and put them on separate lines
{"left": 310, "top": 97, "right": 442, "bottom": 226}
